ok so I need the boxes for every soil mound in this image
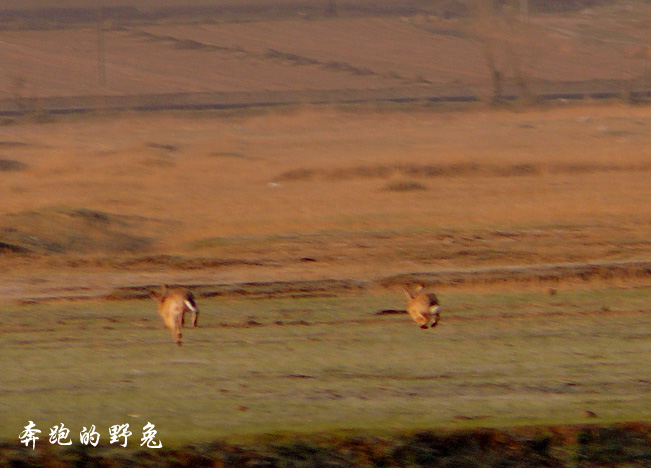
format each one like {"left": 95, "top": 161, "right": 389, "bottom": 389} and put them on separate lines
{"left": 0, "top": 207, "right": 155, "bottom": 255}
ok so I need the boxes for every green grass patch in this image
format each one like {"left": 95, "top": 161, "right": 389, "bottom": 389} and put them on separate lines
{"left": 1, "top": 287, "right": 649, "bottom": 447}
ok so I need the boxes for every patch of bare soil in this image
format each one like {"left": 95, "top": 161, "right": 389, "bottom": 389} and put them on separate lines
{"left": 0, "top": 159, "right": 27, "bottom": 171}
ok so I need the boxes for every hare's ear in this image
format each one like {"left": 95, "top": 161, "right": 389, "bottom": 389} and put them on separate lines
{"left": 402, "top": 285, "right": 413, "bottom": 299}
{"left": 413, "top": 284, "right": 424, "bottom": 294}
{"left": 150, "top": 285, "right": 167, "bottom": 301}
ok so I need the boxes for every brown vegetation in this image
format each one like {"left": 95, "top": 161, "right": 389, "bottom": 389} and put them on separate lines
{"left": 0, "top": 101, "right": 649, "bottom": 302}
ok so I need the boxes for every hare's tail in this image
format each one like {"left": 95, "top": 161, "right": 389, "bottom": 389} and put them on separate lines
{"left": 428, "top": 305, "right": 441, "bottom": 328}
{"left": 184, "top": 299, "right": 198, "bottom": 313}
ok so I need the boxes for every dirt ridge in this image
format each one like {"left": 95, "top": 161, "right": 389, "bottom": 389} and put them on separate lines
{"left": 1, "top": 79, "right": 649, "bottom": 116}
{"left": 15, "top": 260, "right": 649, "bottom": 304}
{"left": 274, "top": 161, "right": 651, "bottom": 182}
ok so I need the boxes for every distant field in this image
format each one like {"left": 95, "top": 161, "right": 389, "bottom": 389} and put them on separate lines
{"left": 0, "top": 2, "right": 648, "bottom": 109}
{"left": 0, "top": 0, "right": 403, "bottom": 13}
{"left": 1, "top": 286, "right": 649, "bottom": 444}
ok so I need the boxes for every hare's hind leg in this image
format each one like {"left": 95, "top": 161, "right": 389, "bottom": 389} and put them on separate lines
{"left": 191, "top": 309, "right": 199, "bottom": 327}
{"left": 169, "top": 327, "right": 182, "bottom": 346}
{"left": 184, "top": 299, "right": 199, "bottom": 327}
{"left": 173, "top": 314, "right": 184, "bottom": 346}
{"left": 425, "top": 306, "right": 441, "bottom": 329}
{"left": 415, "top": 313, "right": 429, "bottom": 329}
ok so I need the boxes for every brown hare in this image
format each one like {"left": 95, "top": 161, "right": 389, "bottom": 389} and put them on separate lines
{"left": 403, "top": 284, "right": 440, "bottom": 329}
{"left": 150, "top": 285, "right": 199, "bottom": 346}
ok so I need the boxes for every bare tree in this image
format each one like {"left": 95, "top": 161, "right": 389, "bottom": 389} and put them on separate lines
{"left": 325, "top": 0, "right": 337, "bottom": 17}
{"left": 472, "top": 0, "right": 507, "bottom": 104}
{"left": 471, "top": 0, "right": 543, "bottom": 104}
{"left": 520, "top": 0, "right": 529, "bottom": 21}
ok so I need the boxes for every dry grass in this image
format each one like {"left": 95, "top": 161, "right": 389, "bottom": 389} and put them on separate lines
{"left": 0, "top": 102, "right": 649, "bottom": 301}
{"left": 1, "top": 103, "right": 649, "bottom": 236}
{"left": 382, "top": 179, "right": 428, "bottom": 192}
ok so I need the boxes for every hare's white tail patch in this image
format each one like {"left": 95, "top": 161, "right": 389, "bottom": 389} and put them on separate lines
{"left": 184, "top": 299, "right": 198, "bottom": 313}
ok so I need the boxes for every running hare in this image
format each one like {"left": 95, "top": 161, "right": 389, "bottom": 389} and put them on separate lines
{"left": 403, "top": 284, "right": 440, "bottom": 329}
{"left": 150, "top": 285, "right": 199, "bottom": 345}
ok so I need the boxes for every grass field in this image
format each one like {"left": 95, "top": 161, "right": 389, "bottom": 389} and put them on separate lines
{"left": 2, "top": 286, "right": 649, "bottom": 446}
